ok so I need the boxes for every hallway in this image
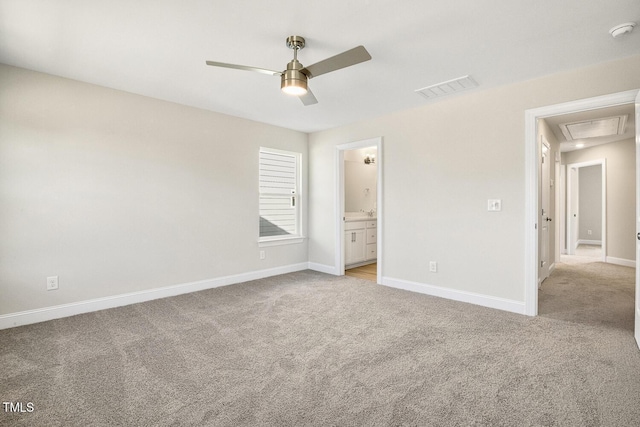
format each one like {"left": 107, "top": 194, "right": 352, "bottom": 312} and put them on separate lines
{"left": 539, "top": 260, "right": 635, "bottom": 330}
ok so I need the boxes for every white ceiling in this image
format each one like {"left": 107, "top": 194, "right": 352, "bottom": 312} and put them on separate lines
{"left": 0, "top": 0, "right": 638, "bottom": 133}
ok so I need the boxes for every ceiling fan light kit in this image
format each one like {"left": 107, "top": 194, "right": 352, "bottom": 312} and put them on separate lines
{"left": 206, "top": 35, "right": 371, "bottom": 106}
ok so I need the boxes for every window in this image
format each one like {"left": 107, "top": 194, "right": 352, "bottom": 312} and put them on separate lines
{"left": 259, "top": 147, "right": 301, "bottom": 243}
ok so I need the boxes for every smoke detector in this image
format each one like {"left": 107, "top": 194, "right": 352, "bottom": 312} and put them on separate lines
{"left": 609, "top": 22, "right": 635, "bottom": 38}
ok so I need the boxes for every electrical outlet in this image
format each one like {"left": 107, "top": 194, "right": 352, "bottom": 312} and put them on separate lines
{"left": 46, "top": 276, "right": 59, "bottom": 291}
{"left": 429, "top": 262, "right": 437, "bottom": 273}
{"left": 588, "top": 230, "right": 592, "bottom": 235}
{"left": 487, "top": 199, "right": 502, "bottom": 212}
{"left": 259, "top": 250, "right": 266, "bottom": 260}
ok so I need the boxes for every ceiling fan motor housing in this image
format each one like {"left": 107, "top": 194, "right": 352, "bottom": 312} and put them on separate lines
{"left": 281, "top": 59, "right": 308, "bottom": 94}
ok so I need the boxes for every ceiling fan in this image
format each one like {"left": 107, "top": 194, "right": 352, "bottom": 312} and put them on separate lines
{"left": 205, "top": 36, "right": 371, "bottom": 106}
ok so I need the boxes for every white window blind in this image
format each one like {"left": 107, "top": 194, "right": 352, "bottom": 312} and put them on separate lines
{"left": 259, "top": 148, "right": 300, "bottom": 239}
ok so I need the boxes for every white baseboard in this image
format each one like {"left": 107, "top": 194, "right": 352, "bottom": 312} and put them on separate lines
{"left": 382, "top": 277, "right": 526, "bottom": 315}
{"left": 307, "top": 262, "right": 339, "bottom": 275}
{"left": 0, "top": 263, "right": 309, "bottom": 330}
{"left": 577, "top": 239, "right": 602, "bottom": 246}
{"left": 606, "top": 257, "right": 636, "bottom": 268}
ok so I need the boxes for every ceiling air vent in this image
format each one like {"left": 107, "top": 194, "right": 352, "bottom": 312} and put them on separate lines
{"left": 415, "top": 75, "right": 478, "bottom": 100}
{"left": 559, "top": 115, "right": 628, "bottom": 141}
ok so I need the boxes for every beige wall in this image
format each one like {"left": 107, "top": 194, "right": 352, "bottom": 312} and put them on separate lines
{"left": 2, "top": 54, "right": 639, "bottom": 318}
{"left": 345, "top": 153, "right": 377, "bottom": 213}
{"left": 563, "top": 139, "right": 636, "bottom": 261}
{"left": 0, "top": 64, "right": 308, "bottom": 315}
{"left": 578, "top": 165, "right": 603, "bottom": 241}
{"left": 309, "top": 55, "right": 640, "bottom": 303}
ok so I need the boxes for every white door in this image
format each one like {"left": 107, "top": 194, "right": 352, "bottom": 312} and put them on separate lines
{"left": 635, "top": 91, "right": 640, "bottom": 348}
{"left": 539, "top": 138, "right": 551, "bottom": 284}
{"left": 568, "top": 166, "right": 579, "bottom": 255}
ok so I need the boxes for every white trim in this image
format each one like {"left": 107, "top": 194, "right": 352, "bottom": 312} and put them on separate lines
{"left": 335, "top": 137, "right": 383, "bottom": 284}
{"left": 635, "top": 90, "right": 640, "bottom": 349}
{"left": 345, "top": 260, "right": 376, "bottom": 269}
{"left": 525, "top": 89, "right": 640, "bottom": 316}
{"left": 307, "top": 262, "right": 339, "bottom": 275}
{"left": 559, "top": 164, "right": 567, "bottom": 256}
{"left": 577, "top": 239, "right": 602, "bottom": 246}
{"left": 382, "top": 276, "right": 526, "bottom": 315}
{"left": 554, "top": 156, "right": 561, "bottom": 265}
{"left": 606, "top": 257, "right": 636, "bottom": 268}
{"left": 0, "top": 263, "right": 309, "bottom": 330}
{"left": 258, "top": 237, "right": 305, "bottom": 247}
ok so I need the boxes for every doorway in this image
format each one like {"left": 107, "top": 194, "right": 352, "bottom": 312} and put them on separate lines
{"left": 335, "top": 137, "right": 383, "bottom": 283}
{"left": 524, "top": 89, "right": 639, "bottom": 319}
{"left": 565, "top": 160, "right": 606, "bottom": 262}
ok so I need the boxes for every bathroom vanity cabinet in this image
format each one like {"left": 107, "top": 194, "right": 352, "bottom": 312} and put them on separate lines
{"left": 345, "top": 219, "right": 377, "bottom": 267}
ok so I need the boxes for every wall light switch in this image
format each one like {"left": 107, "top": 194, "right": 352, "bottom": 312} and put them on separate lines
{"left": 488, "top": 199, "right": 502, "bottom": 212}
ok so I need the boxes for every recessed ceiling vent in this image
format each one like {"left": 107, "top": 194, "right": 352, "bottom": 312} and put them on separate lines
{"left": 559, "top": 115, "right": 628, "bottom": 141}
{"left": 415, "top": 75, "right": 478, "bottom": 100}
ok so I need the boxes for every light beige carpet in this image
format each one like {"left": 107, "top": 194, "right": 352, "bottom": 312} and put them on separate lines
{"left": 1, "top": 263, "right": 638, "bottom": 426}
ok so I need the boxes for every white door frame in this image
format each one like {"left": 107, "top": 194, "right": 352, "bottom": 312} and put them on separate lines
{"left": 555, "top": 155, "right": 562, "bottom": 261}
{"left": 559, "top": 164, "right": 566, "bottom": 255}
{"left": 335, "top": 137, "right": 383, "bottom": 282}
{"left": 635, "top": 90, "right": 640, "bottom": 348}
{"left": 524, "top": 89, "right": 639, "bottom": 316}
{"left": 565, "top": 159, "right": 606, "bottom": 260}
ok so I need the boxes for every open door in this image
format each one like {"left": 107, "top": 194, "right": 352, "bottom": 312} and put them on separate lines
{"left": 568, "top": 166, "right": 579, "bottom": 255}
{"left": 635, "top": 91, "right": 640, "bottom": 349}
{"left": 539, "top": 137, "right": 551, "bottom": 284}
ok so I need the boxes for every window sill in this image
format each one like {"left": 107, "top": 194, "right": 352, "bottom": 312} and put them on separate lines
{"left": 258, "top": 236, "right": 306, "bottom": 247}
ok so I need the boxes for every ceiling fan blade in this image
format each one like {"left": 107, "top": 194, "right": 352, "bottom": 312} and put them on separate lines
{"left": 205, "top": 61, "right": 282, "bottom": 76}
{"left": 299, "top": 88, "right": 318, "bottom": 106}
{"left": 301, "top": 45, "right": 371, "bottom": 79}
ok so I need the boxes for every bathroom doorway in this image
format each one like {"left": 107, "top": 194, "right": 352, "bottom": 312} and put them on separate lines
{"left": 335, "top": 137, "right": 383, "bottom": 283}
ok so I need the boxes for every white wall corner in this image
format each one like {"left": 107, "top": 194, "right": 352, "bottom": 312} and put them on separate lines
{"left": 381, "top": 276, "right": 526, "bottom": 315}
{"left": 0, "top": 263, "right": 309, "bottom": 330}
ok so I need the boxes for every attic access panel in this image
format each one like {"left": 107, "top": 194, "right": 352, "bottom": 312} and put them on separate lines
{"left": 560, "top": 115, "right": 628, "bottom": 141}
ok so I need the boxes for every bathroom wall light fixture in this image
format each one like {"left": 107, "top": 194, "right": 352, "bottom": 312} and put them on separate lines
{"left": 364, "top": 154, "right": 375, "bottom": 165}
